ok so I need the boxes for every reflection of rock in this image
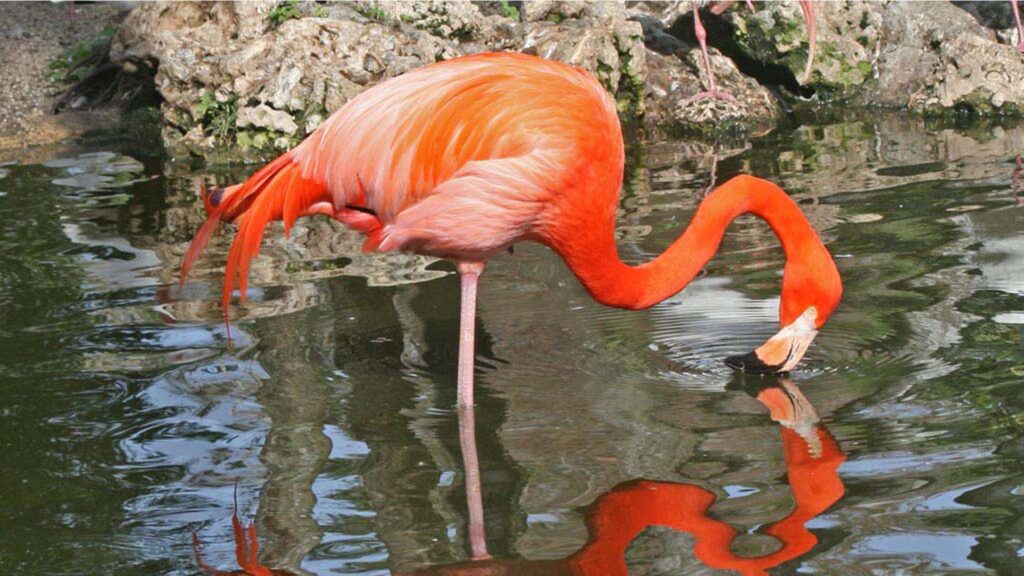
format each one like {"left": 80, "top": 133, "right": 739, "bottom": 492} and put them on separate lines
{"left": 44, "top": 151, "right": 148, "bottom": 191}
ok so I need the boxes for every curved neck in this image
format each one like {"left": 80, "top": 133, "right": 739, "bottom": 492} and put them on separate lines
{"left": 543, "top": 174, "right": 840, "bottom": 326}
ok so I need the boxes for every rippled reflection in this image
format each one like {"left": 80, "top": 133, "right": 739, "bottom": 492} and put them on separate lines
{"left": 195, "top": 378, "right": 843, "bottom": 576}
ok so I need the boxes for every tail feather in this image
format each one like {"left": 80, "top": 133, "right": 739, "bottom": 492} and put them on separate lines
{"left": 180, "top": 152, "right": 329, "bottom": 312}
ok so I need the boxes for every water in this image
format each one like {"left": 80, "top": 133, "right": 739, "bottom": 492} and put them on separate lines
{"left": 0, "top": 113, "right": 1022, "bottom": 575}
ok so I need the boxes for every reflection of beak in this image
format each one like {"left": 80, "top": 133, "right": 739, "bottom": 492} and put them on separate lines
{"left": 757, "top": 377, "right": 822, "bottom": 457}
{"left": 725, "top": 307, "right": 819, "bottom": 374}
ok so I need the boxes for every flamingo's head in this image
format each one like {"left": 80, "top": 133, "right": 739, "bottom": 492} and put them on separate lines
{"left": 725, "top": 240, "right": 843, "bottom": 374}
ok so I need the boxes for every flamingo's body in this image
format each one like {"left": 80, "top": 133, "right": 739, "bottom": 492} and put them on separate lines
{"left": 183, "top": 52, "right": 842, "bottom": 408}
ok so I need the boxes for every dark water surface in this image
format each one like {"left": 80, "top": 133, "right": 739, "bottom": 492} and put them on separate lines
{"left": 1, "top": 114, "right": 1022, "bottom": 575}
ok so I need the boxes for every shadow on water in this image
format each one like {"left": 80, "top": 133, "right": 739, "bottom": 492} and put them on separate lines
{"left": 1, "top": 112, "right": 1023, "bottom": 575}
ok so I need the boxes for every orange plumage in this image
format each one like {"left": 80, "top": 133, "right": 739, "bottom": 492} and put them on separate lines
{"left": 182, "top": 52, "right": 842, "bottom": 381}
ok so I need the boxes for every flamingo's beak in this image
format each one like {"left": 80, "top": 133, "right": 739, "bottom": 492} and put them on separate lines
{"left": 725, "top": 307, "right": 819, "bottom": 374}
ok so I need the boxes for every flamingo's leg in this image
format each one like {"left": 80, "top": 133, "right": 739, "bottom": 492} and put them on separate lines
{"left": 798, "top": 0, "right": 817, "bottom": 84}
{"left": 686, "top": 2, "right": 737, "bottom": 104}
{"left": 456, "top": 260, "right": 484, "bottom": 410}
{"left": 455, "top": 260, "right": 489, "bottom": 559}
{"left": 458, "top": 397, "right": 490, "bottom": 559}
{"left": 709, "top": 0, "right": 734, "bottom": 16}
{"left": 1012, "top": 0, "right": 1024, "bottom": 53}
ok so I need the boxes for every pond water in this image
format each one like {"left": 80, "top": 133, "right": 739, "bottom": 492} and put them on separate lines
{"left": 1, "top": 113, "right": 1023, "bottom": 575}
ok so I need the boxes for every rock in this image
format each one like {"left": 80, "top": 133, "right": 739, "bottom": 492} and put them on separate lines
{"left": 522, "top": 15, "right": 646, "bottom": 111}
{"left": 236, "top": 104, "right": 299, "bottom": 135}
{"left": 869, "top": 1, "right": 1024, "bottom": 114}
{"left": 109, "top": 0, "right": 1024, "bottom": 163}
{"left": 513, "top": 1, "right": 647, "bottom": 117}
{"left": 644, "top": 48, "right": 781, "bottom": 137}
{"left": 633, "top": 9, "right": 781, "bottom": 136}
{"left": 112, "top": 1, "right": 466, "bottom": 160}
{"left": 353, "top": 0, "right": 497, "bottom": 41}
{"left": 112, "top": 0, "right": 681, "bottom": 161}
{"left": 715, "top": 0, "right": 880, "bottom": 97}
{"left": 626, "top": 0, "right": 691, "bottom": 28}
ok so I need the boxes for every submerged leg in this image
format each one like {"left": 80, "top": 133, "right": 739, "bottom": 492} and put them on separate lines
{"left": 686, "top": 1, "right": 737, "bottom": 104}
{"left": 456, "top": 260, "right": 485, "bottom": 409}
{"left": 459, "top": 401, "right": 489, "bottom": 559}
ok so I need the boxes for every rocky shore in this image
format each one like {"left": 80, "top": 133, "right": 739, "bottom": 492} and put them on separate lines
{"left": 4, "top": 1, "right": 1024, "bottom": 161}
{"left": 0, "top": 2, "right": 133, "bottom": 150}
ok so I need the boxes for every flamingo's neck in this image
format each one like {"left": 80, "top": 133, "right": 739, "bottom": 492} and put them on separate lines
{"left": 543, "top": 174, "right": 841, "bottom": 327}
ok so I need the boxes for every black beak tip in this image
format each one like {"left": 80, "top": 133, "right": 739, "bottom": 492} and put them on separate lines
{"left": 724, "top": 351, "right": 787, "bottom": 375}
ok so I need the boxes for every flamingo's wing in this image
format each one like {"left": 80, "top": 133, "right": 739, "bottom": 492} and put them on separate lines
{"left": 289, "top": 53, "right": 615, "bottom": 225}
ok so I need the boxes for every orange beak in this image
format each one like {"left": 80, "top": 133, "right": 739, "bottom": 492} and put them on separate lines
{"left": 725, "top": 307, "right": 819, "bottom": 374}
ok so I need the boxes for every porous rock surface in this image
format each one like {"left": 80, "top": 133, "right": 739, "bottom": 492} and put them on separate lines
{"left": 111, "top": 0, "right": 654, "bottom": 160}
{"left": 109, "top": 0, "right": 1024, "bottom": 162}
{"left": 715, "top": 0, "right": 1024, "bottom": 111}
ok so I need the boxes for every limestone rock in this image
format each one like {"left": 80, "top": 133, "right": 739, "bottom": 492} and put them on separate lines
{"left": 869, "top": 0, "right": 1024, "bottom": 114}
{"left": 111, "top": 1, "right": 465, "bottom": 160}
{"left": 644, "top": 48, "right": 780, "bottom": 137}
{"left": 516, "top": 1, "right": 646, "bottom": 115}
{"left": 236, "top": 104, "right": 299, "bottom": 135}
{"left": 716, "top": 0, "right": 879, "bottom": 96}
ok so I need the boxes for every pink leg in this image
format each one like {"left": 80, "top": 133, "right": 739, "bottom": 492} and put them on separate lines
{"left": 1012, "top": 0, "right": 1024, "bottom": 53}
{"left": 708, "top": 0, "right": 754, "bottom": 16}
{"left": 708, "top": 0, "right": 735, "bottom": 16}
{"left": 455, "top": 260, "right": 488, "bottom": 559}
{"left": 459, "top": 399, "right": 489, "bottom": 559}
{"left": 799, "top": 0, "right": 817, "bottom": 83}
{"left": 456, "top": 260, "right": 484, "bottom": 409}
{"left": 686, "top": 1, "right": 736, "bottom": 104}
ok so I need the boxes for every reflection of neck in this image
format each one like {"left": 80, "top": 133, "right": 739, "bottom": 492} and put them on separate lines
{"left": 569, "top": 426, "right": 845, "bottom": 576}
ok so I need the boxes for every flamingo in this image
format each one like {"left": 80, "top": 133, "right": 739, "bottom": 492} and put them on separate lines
{"left": 181, "top": 52, "right": 843, "bottom": 412}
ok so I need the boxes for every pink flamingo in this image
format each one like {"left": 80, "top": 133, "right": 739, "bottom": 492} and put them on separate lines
{"left": 181, "top": 52, "right": 843, "bottom": 412}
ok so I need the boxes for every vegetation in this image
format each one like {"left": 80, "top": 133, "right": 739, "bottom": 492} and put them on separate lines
{"left": 48, "top": 25, "right": 157, "bottom": 112}
{"left": 48, "top": 26, "right": 118, "bottom": 85}
{"left": 355, "top": 4, "right": 388, "bottom": 21}
{"left": 192, "top": 92, "right": 238, "bottom": 142}
{"left": 267, "top": 0, "right": 301, "bottom": 27}
{"left": 499, "top": 0, "right": 519, "bottom": 20}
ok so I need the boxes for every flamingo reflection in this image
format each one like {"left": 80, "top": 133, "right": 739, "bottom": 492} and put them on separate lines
{"left": 406, "top": 377, "right": 844, "bottom": 576}
{"left": 193, "top": 378, "right": 843, "bottom": 575}
{"left": 192, "top": 491, "right": 293, "bottom": 576}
